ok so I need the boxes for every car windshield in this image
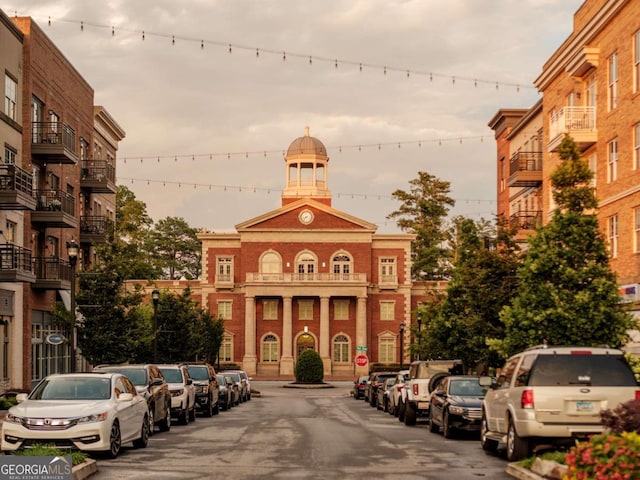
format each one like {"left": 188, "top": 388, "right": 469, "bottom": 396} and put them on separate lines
{"left": 528, "top": 355, "right": 637, "bottom": 387}
{"left": 98, "top": 368, "right": 147, "bottom": 386}
{"left": 216, "top": 375, "right": 225, "bottom": 384}
{"left": 159, "top": 368, "right": 183, "bottom": 383}
{"left": 448, "top": 379, "right": 486, "bottom": 396}
{"left": 30, "top": 377, "right": 111, "bottom": 400}
{"left": 226, "top": 373, "right": 241, "bottom": 382}
{"left": 187, "top": 366, "right": 209, "bottom": 381}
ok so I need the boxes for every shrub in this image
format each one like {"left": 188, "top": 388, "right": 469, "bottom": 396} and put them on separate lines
{"left": 12, "top": 443, "right": 87, "bottom": 466}
{"left": 600, "top": 398, "right": 640, "bottom": 434}
{"left": 564, "top": 432, "right": 640, "bottom": 480}
{"left": 294, "top": 350, "right": 323, "bottom": 383}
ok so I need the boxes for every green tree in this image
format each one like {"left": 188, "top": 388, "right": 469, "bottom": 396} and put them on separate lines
{"left": 387, "top": 171, "right": 455, "bottom": 280}
{"left": 154, "top": 289, "right": 224, "bottom": 363}
{"left": 115, "top": 185, "right": 159, "bottom": 280}
{"left": 147, "top": 217, "right": 201, "bottom": 280}
{"left": 497, "top": 135, "right": 634, "bottom": 357}
{"left": 419, "top": 217, "right": 520, "bottom": 370}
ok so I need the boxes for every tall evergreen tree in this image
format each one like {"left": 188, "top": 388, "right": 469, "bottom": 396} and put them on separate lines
{"left": 147, "top": 216, "right": 202, "bottom": 280}
{"left": 497, "top": 135, "right": 634, "bottom": 357}
{"left": 420, "top": 217, "right": 520, "bottom": 369}
{"left": 387, "top": 171, "right": 455, "bottom": 279}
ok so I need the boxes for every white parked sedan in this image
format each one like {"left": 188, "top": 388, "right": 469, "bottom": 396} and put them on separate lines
{"left": 1, "top": 372, "right": 149, "bottom": 458}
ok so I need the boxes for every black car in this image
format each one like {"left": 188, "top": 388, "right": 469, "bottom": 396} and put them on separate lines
{"left": 367, "top": 372, "right": 398, "bottom": 408}
{"left": 428, "top": 375, "right": 487, "bottom": 438}
{"left": 93, "top": 363, "right": 171, "bottom": 435}
{"left": 216, "top": 374, "right": 233, "bottom": 411}
{"left": 353, "top": 375, "right": 368, "bottom": 400}
{"left": 184, "top": 362, "right": 220, "bottom": 417}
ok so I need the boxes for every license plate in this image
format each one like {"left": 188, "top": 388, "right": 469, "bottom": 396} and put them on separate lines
{"left": 576, "top": 401, "right": 594, "bottom": 412}
{"left": 418, "top": 402, "right": 429, "bottom": 409}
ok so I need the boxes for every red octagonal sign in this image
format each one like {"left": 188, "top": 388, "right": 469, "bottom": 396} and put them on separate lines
{"left": 355, "top": 354, "right": 369, "bottom": 367}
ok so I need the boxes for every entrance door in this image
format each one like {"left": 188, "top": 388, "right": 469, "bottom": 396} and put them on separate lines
{"left": 296, "top": 333, "right": 315, "bottom": 358}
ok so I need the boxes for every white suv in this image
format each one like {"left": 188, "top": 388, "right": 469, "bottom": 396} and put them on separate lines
{"left": 158, "top": 364, "right": 196, "bottom": 425}
{"left": 480, "top": 345, "right": 640, "bottom": 461}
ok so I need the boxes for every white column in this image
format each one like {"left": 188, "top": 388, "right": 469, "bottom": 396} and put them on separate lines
{"left": 320, "top": 296, "right": 331, "bottom": 376}
{"left": 280, "top": 296, "right": 294, "bottom": 375}
{"left": 355, "top": 296, "right": 368, "bottom": 376}
{"left": 242, "top": 296, "right": 257, "bottom": 376}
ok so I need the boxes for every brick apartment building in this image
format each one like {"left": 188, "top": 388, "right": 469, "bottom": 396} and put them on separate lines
{"left": 148, "top": 128, "right": 440, "bottom": 379}
{"left": 490, "top": 0, "right": 640, "bottom": 351}
{"left": 0, "top": 11, "right": 124, "bottom": 389}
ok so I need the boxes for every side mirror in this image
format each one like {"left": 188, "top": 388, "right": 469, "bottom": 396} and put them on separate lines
{"left": 479, "top": 376, "right": 497, "bottom": 389}
{"left": 151, "top": 377, "right": 164, "bottom": 386}
{"left": 16, "top": 393, "right": 28, "bottom": 403}
{"left": 186, "top": 379, "right": 193, "bottom": 385}
{"left": 118, "top": 393, "right": 134, "bottom": 402}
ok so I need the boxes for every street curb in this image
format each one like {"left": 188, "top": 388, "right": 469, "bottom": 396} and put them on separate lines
{"left": 73, "top": 459, "right": 97, "bottom": 480}
{"left": 505, "top": 463, "right": 544, "bottom": 480}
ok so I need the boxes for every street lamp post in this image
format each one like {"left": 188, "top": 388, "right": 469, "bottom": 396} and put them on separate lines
{"left": 152, "top": 289, "right": 160, "bottom": 363}
{"left": 399, "top": 322, "right": 405, "bottom": 369}
{"left": 416, "top": 313, "right": 422, "bottom": 361}
{"left": 66, "top": 239, "right": 79, "bottom": 373}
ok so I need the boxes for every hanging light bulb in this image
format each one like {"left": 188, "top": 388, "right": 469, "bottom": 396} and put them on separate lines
{"left": 229, "top": 44, "right": 232, "bottom": 53}
{"left": 359, "top": 63, "right": 363, "bottom": 72}
{"left": 201, "top": 40, "right": 204, "bottom": 49}
{"left": 112, "top": 26, "right": 115, "bottom": 36}
{"left": 142, "top": 31, "right": 145, "bottom": 40}
{"left": 172, "top": 35, "right": 175, "bottom": 45}
{"left": 256, "top": 48, "right": 259, "bottom": 57}
{"left": 309, "top": 56, "right": 312, "bottom": 65}
{"left": 335, "top": 59, "right": 338, "bottom": 69}
{"left": 80, "top": 21, "right": 83, "bottom": 32}
{"left": 283, "top": 51, "right": 286, "bottom": 61}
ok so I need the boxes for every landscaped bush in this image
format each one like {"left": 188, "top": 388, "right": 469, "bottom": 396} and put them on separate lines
{"left": 294, "top": 350, "right": 323, "bottom": 384}
{"left": 601, "top": 398, "right": 640, "bottom": 434}
{"left": 564, "top": 432, "right": 640, "bottom": 480}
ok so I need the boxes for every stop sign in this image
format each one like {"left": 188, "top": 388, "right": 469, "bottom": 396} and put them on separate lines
{"left": 355, "top": 354, "right": 368, "bottom": 367}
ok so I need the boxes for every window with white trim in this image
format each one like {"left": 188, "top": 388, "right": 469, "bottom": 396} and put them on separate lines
{"left": 333, "top": 299, "right": 349, "bottom": 320}
{"left": 332, "top": 334, "right": 349, "bottom": 363}
{"left": 261, "top": 334, "right": 279, "bottom": 362}
{"left": 219, "top": 334, "right": 233, "bottom": 362}
{"left": 216, "top": 257, "right": 233, "bottom": 283}
{"left": 634, "top": 208, "right": 640, "bottom": 253}
{"left": 634, "top": 30, "right": 640, "bottom": 94}
{"left": 608, "top": 215, "right": 618, "bottom": 258}
{"left": 4, "top": 146, "right": 16, "bottom": 165}
{"left": 296, "top": 251, "right": 316, "bottom": 279}
{"left": 588, "top": 153, "right": 597, "bottom": 188}
{"left": 4, "top": 74, "right": 17, "bottom": 120}
{"left": 635, "top": 124, "right": 640, "bottom": 170}
{"left": 378, "top": 335, "right": 396, "bottom": 364}
{"left": 263, "top": 299, "right": 278, "bottom": 320}
{"left": 331, "top": 253, "right": 352, "bottom": 278}
{"left": 380, "top": 301, "right": 395, "bottom": 321}
{"left": 608, "top": 138, "right": 618, "bottom": 182}
{"left": 379, "top": 257, "right": 397, "bottom": 283}
{"left": 298, "top": 300, "right": 313, "bottom": 320}
{"left": 217, "top": 300, "right": 232, "bottom": 320}
{"left": 260, "top": 251, "right": 282, "bottom": 276}
{"left": 608, "top": 52, "right": 618, "bottom": 111}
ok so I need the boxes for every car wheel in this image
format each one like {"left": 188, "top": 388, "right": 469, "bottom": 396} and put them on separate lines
{"left": 443, "top": 411, "right": 454, "bottom": 439}
{"left": 370, "top": 394, "right": 377, "bottom": 408}
{"left": 204, "top": 395, "right": 214, "bottom": 417}
{"left": 480, "top": 412, "right": 499, "bottom": 453}
{"left": 133, "top": 415, "right": 149, "bottom": 449}
{"left": 180, "top": 405, "right": 189, "bottom": 425}
{"left": 148, "top": 406, "right": 155, "bottom": 436}
{"left": 388, "top": 401, "right": 395, "bottom": 416}
{"left": 105, "top": 420, "right": 121, "bottom": 459}
{"left": 189, "top": 402, "right": 196, "bottom": 421}
{"left": 212, "top": 398, "right": 220, "bottom": 415}
{"left": 404, "top": 402, "right": 417, "bottom": 426}
{"left": 507, "top": 417, "right": 530, "bottom": 461}
{"left": 398, "top": 400, "right": 405, "bottom": 422}
{"left": 158, "top": 403, "right": 171, "bottom": 432}
{"left": 428, "top": 408, "right": 439, "bottom": 433}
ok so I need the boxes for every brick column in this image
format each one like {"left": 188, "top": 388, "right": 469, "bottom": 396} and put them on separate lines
{"left": 242, "top": 296, "right": 257, "bottom": 375}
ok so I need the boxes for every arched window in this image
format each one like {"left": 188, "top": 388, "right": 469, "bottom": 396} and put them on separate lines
{"left": 295, "top": 251, "right": 317, "bottom": 280}
{"left": 333, "top": 334, "right": 350, "bottom": 363}
{"left": 331, "top": 252, "right": 352, "bottom": 279}
{"left": 262, "top": 334, "right": 279, "bottom": 363}
{"left": 260, "top": 251, "right": 282, "bottom": 279}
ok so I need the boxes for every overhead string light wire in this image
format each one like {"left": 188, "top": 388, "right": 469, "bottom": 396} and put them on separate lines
{"left": 31, "top": 14, "right": 533, "bottom": 92}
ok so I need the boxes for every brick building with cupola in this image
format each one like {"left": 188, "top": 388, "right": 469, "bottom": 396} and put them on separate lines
{"left": 151, "top": 128, "right": 441, "bottom": 379}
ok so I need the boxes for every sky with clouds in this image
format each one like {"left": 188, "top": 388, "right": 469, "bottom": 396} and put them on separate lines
{"left": 5, "top": 0, "right": 584, "bottom": 233}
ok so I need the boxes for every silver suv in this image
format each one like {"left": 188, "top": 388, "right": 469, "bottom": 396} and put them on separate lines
{"left": 480, "top": 345, "right": 640, "bottom": 461}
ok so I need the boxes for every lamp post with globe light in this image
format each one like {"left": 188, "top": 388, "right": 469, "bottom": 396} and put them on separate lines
{"left": 399, "top": 322, "right": 405, "bottom": 369}
{"left": 66, "top": 239, "right": 79, "bottom": 373}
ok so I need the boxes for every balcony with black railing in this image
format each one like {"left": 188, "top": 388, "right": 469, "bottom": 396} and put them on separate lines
{"left": 0, "top": 165, "right": 36, "bottom": 210}
{"left": 509, "top": 211, "right": 542, "bottom": 241}
{"left": 31, "top": 121, "right": 78, "bottom": 164}
{"left": 80, "top": 160, "right": 116, "bottom": 194}
{"left": 506, "top": 152, "right": 543, "bottom": 188}
{"left": 0, "top": 244, "right": 36, "bottom": 283}
{"left": 80, "top": 215, "right": 111, "bottom": 244}
{"left": 32, "top": 256, "right": 72, "bottom": 290}
{"left": 32, "top": 189, "right": 78, "bottom": 229}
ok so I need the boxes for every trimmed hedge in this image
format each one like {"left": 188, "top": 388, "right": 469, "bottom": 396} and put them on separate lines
{"left": 295, "top": 350, "right": 324, "bottom": 383}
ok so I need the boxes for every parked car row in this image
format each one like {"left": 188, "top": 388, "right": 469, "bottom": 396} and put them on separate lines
{"left": 356, "top": 345, "right": 640, "bottom": 462}
{"left": 0, "top": 363, "right": 253, "bottom": 459}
